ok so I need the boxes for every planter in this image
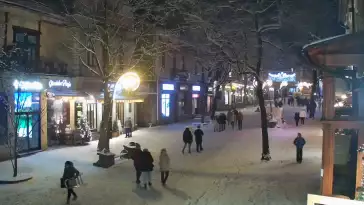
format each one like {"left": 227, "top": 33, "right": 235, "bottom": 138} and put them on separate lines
{"left": 112, "top": 132, "right": 119, "bottom": 138}
{"left": 93, "top": 152, "right": 115, "bottom": 168}
{"left": 268, "top": 121, "right": 277, "bottom": 128}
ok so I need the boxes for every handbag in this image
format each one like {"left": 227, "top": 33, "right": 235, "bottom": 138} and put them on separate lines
{"left": 65, "top": 178, "right": 78, "bottom": 188}
{"left": 60, "top": 178, "right": 66, "bottom": 188}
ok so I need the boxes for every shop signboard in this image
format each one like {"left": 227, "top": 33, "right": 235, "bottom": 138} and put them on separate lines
{"left": 48, "top": 79, "right": 72, "bottom": 89}
{"left": 192, "top": 85, "right": 201, "bottom": 92}
{"left": 268, "top": 72, "right": 296, "bottom": 82}
{"left": 162, "top": 84, "right": 174, "bottom": 91}
{"left": 13, "top": 80, "right": 43, "bottom": 91}
{"left": 307, "top": 194, "right": 362, "bottom": 205}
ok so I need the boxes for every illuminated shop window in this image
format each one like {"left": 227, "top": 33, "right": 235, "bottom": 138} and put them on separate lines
{"left": 161, "top": 94, "right": 170, "bottom": 117}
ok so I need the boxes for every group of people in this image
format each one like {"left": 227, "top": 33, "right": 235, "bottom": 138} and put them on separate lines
{"left": 182, "top": 125, "right": 205, "bottom": 153}
{"left": 213, "top": 109, "right": 244, "bottom": 132}
{"left": 130, "top": 145, "right": 171, "bottom": 189}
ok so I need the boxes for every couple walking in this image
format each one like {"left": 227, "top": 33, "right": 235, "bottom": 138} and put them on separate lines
{"left": 131, "top": 145, "right": 171, "bottom": 188}
{"left": 182, "top": 125, "right": 204, "bottom": 153}
{"left": 227, "top": 109, "right": 243, "bottom": 130}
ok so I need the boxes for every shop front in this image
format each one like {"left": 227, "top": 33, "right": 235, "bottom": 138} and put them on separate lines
{"left": 192, "top": 85, "right": 201, "bottom": 115}
{"left": 159, "top": 83, "right": 175, "bottom": 124}
{"left": 12, "top": 79, "right": 44, "bottom": 152}
{"left": 176, "top": 84, "right": 192, "bottom": 120}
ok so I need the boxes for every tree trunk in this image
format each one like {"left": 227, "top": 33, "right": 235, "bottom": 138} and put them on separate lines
{"left": 13, "top": 130, "right": 18, "bottom": 177}
{"left": 243, "top": 74, "right": 248, "bottom": 106}
{"left": 210, "top": 84, "right": 220, "bottom": 119}
{"left": 256, "top": 81, "right": 270, "bottom": 161}
{"left": 254, "top": 13, "right": 271, "bottom": 161}
{"left": 97, "top": 81, "right": 111, "bottom": 153}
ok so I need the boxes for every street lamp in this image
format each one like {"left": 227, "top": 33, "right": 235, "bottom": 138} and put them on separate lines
{"left": 113, "top": 72, "right": 140, "bottom": 100}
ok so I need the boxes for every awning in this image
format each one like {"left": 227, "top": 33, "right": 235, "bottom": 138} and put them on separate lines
{"left": 46, "top": 90, "right": 89, "bottom": 97}
{"left": 97, "top": 93, "right": 148, "bottom": 103}
{"left": 302, "top": 32, "right": 364, "bottom": 68}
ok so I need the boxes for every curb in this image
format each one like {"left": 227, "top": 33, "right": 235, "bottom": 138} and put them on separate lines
{"left": 0, "top": 176, "right": 33, "bottom": 185}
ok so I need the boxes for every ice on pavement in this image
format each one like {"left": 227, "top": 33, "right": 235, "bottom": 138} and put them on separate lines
{"left": 0, "top": 106, "right": 323, "bottom": 205}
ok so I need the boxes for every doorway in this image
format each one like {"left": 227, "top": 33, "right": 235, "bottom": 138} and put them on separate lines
{"left": 15, "top": 112, "right": 41, "bottom": 152}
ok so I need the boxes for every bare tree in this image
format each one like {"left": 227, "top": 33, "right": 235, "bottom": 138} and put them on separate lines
{"left": 0, "top": 35, "right": 46, "bottom": 177}
{"left": 62, "top": 0, "right": 181, "bottom": 165}
{"left": 174, "top": 0, "right": 284, "bottom": 161}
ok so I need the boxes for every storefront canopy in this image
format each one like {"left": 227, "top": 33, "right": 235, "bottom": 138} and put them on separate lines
{"left": 302, "top": 32, "right": 364, "bottom": 68}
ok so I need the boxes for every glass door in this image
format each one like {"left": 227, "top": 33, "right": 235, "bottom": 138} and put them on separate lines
{"left": 16, "top": 112, "right": 40, "bottom": 152}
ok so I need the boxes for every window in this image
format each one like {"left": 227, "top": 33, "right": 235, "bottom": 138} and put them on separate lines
{"left": 116, "top": 102, "right": 123, "bottom": 122}
{"left": 172, "top": 54, "right": 176, "bottom": 69}
{"left": 86, "top": 103, "right": 97, "bottom": 130}
{"left": 161, "top": 53, "right": 165, "bottom": 69}
{"left": 181, "top": 56, "right": 185, "bottom": 70}
{"left": 86, "top": 47, "right": 96, "bottom": 66}
{"left": 13, "top": 27, "right": 39, "bottom": 70}
{"left": 161, "top": 94, "right": 170, "bottom": 117}
{"left": 128, "top": 103, "right": 132, "bottom": 113}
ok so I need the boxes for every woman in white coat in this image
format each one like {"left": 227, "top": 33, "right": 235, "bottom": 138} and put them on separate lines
{"left": 159, "top": 148, "right": 170, "bottom": 186}
{"left": 299, "top": 109, "right": 307, "bottom": 125}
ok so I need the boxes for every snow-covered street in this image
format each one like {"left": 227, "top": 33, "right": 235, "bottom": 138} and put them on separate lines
{"left": 0, "top": 106, "right": 323, "bottom": 205}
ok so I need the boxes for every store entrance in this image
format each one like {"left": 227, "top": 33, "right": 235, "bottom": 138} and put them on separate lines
{"left": 16, "top": 112, "right": 41, "bottom": 152}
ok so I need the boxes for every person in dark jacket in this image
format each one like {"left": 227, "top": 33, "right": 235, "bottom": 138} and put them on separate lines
{"left": 293, "top": 133, "right": 306, "bottom": 163}
{"left": 294, "top": 112, "right": 300, "bottom": 127}
{"left": 131, "top": 144, "right": 143, "bottom": 184}
{"left": 140, "top": 148, "right": 154, "bottom": 189}
{"left": 62, "top": 161, "right": 80, "bottom": 204}
{"left": 182, "top": 127, "right": 193, "bottom": 154}
{"left": 194, "top": 125, "right": 204, "bottom": 152}
{"left": 310, "top": 101, "right": 317, "bottom": 119}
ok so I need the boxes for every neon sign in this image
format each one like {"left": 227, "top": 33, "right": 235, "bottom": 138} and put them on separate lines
{"left": 192, "top": 85, "right": 200, "bottom": 91}
{"left": 268, "top": 72, "right": 296, "bottom": 82}
{"left": 49, "top": 80, "right": 71, "bottom": 88}
{"left": 13, "top": 80, "right": 43, "bottom": 91}
{"left": 162, "top": 84, "right": 174, "bottom": 91}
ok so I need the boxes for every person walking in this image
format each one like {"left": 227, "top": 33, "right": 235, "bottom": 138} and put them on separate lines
{"left": 310, "top": 101, "right": 317, "bottom": 119}
{"left": 124, "top": 117, "right": 133, "bottom": 138}
{"left": 159, "top": 148, "right": 170, "bottom": 186}
{"left": 227, "top": 110, "right": 233, "bottom": 129}
{"left": 182, "top": 127, "right": 193, "bottom": 154}
{"left": 213, "top": 115, "right": 219, "bottom": 132}
{"left": 299, "top": 109, "right": 307, "bottom": 125}
{"left": 294, "top": 112, "right": 300, "bottom": 127}
{"left": 140, "top": 148, "right": 154, "bottom": 189}
{"left": 194, "top": 125, "right": 204, "bottom": 152}
{"left": 62, "top": 161, "right": 80, "bottom": 204}
{"left": 293, "top": 133, "right": 306, "bottom": 163}
{"left": 131, "top": 144, "right": 143, "bottom": 184}
{"left": 237, "top": 111, "right": 243, "bottom": 130}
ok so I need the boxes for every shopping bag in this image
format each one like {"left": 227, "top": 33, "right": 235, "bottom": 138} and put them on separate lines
{"left": 65, "top": 178, "right": 79, "bottom": 188}
{"left": 76, "top": 174, "right": 84, "bottom": 185}
{"left": 60, "top": 178, "right": 66, "bottom": 188}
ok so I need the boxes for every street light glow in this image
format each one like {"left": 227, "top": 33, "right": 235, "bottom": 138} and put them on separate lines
{"left": 266, "top": 80, "right": 273, "bottom": 87}
{"left": 113, "top": 72, "right": 140, "bottom": 100}
{"left": 119, "top": 72, "right": 140, "bottom": 92}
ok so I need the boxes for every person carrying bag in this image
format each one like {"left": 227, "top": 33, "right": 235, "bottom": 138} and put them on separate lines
{"left": 60, "top": 161, "right": 81, "bottom": 204}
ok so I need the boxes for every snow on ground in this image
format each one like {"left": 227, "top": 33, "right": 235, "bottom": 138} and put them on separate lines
{"left": 0, "top": 106, "right": 322, "bottom": 205}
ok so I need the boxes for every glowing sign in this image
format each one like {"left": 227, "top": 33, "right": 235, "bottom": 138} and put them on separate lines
{"left": 268, "top": 72, "right": 296, "bottom": 82}
{"left": 280, "top": 81, "right": 288, "bottom": 89}
{"left": 297, "top": 82, "right": 312, "bottom": 89}
{"left": 162, "top": 84, "right": 174, "bottom": 91}
{"left": 13, "top": 80, "right": 43, "bottom": 91}
{"left": 192, "top": 94, "right": 199, "bottom": 98}
{"left": 192, "top": 85, "right": 200, "bottom": 91}
{"left": 49, "top": 80, "right": 71, "bottom": 88}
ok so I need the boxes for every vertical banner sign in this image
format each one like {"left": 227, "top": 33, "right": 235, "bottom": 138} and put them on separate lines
{"left": 75, "top": 102, "right": 83, "bottom": 128}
